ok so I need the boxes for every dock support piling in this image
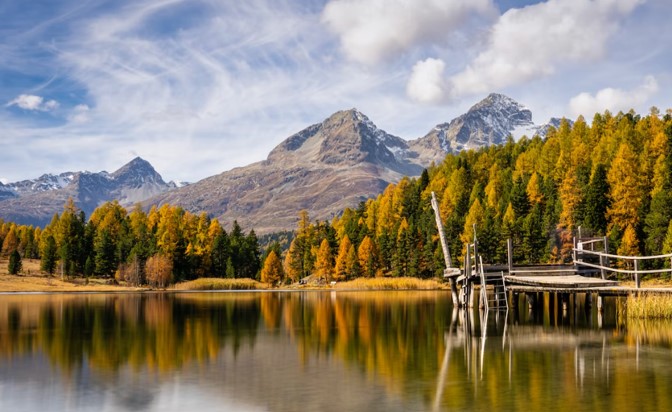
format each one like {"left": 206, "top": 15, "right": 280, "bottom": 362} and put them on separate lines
{"left": 561, "top": 294, "right": 569, "bottom": 313}
{"left": 527, "top": 293, "right": 535, "bottom": 311}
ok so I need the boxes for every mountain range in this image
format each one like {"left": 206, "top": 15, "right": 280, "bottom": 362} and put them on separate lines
{"left": 0, "top": 158, "right": 177, "bottom": 226}
{"left": 0, "top": 94, "right": 568, "bottom": 231}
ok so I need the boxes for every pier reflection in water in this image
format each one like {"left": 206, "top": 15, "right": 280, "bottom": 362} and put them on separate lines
{"left": 0, "top": 291, "right": 670, "bottom": 411}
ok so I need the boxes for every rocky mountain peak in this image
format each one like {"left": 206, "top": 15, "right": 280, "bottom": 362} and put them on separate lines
{"left": 409, "top": 93, "right": 535, "bottom": 162}
{"left": 0, "top": 157, "right": 175, "bottom": 226}
{"left": 111, "top": 156, "right": 166, "bottom": 187}
{"left": 268, "top": 108, "right": 414, "bottom": 173}
{"left": 473, "top": 93, "right": 526, "bottom": 111}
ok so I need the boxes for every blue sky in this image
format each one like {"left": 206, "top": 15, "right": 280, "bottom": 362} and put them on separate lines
{"left": 1, "top": 0, "right": 670, "bottom": 184}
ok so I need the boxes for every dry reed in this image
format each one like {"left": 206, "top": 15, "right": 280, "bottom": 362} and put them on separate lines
{"left": 626, "top": 293, "right": 672, "bottom": 319}
{"left": 173, "top": 278, "right": 267, "bottom": 291}
{"left": 333, "top": 277, "right": 446, "bottom": 290}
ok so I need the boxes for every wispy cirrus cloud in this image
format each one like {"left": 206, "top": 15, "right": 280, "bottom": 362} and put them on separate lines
{"left": 0, "top": 0, "right": 669, "bottom": 184}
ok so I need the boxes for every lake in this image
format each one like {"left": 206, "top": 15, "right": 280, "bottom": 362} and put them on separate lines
{"left": 0, "top": 291, "right": 671, "bottom": 411}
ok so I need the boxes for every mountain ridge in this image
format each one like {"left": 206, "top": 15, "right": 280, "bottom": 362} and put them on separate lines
{"left": 0, "top": 157, "right": 176, "bottom": 226}
{"left": 0, "top": 94, "right": 570, "bottom": 231}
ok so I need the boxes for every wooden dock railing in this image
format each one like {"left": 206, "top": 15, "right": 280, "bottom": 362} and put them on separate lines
{"left": 574, "top": 237, "right": 672, "bottom": 288}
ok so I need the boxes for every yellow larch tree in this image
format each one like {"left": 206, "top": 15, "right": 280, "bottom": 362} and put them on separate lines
{"left": 617, "top": 225, "right": 640, "bottom": 268}
{"left": 1, "top": 226, "right": 18, "bottom": 256}
{"left": 358, "top": 236, "right": 378, "bottom": 278}
{"left": 314, "top": 239, "right": 333, "bottom": 282}
{"left": 261, "top": 251, "right": 284, "bottom": 285}
{"left": 439, "top": 168, "right": 468, "bottom": 222}
{"left": 607, "top": 143, "right": 643, "bottom": 231}
{"left": 484, "top": 163, "right": 502, "bottom": 210}
{"left": 526, "top": 172, "right": 543, "bottom": 205}
{"left": 558, "top": 168, "right": 581, "bottom": 230}
{"left": 460, "top": 198, "right": 484, "bottom": 247}
{"left": 333, "top": 235, "right": 353, "bottom": 282}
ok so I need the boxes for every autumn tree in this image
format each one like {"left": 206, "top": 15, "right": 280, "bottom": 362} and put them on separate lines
{"left": 607, "top": 143, "right": 644, "bottom": 232}
{"left": 460, "top": 198, "right": 484, "bottom": 247}
{"left": 1, "top": 226, "right": 18, "bottom": 256}
{"left": 617, "top": 225, "right": 640, "bottom": 269}
{"left": 260, "top": 251, "right": 283, "bottom": 285}
{"left": 334, "top": 235, "right": 353, "bottom": 281}
{"left": 314, "top": 239, "right": 333, "bottom": 282}
{"left": 358, "top": 236, "right": 378, "bottom": 278}
{"left": 145, "top": 254, "right": 173, "bottom": 288}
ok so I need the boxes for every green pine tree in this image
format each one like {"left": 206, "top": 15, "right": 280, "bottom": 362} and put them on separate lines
{"left": 40, "top": 235, "right": 57, "bottom": 275}
{"left": 8, "top": 250, "right": 22, "bottom": 275}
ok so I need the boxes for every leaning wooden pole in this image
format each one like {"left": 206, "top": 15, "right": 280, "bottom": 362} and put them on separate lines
{"left": 431, "top": 192, "right": 459, "bottom": 305}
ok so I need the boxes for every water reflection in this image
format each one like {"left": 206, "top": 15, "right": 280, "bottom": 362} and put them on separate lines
{"left": 0, "top": 291, "right": 671, "bottom": 411}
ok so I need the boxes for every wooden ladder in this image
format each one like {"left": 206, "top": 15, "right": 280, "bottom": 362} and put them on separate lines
{"left": 479, "top": 256, "right": 508, "bottom": 311}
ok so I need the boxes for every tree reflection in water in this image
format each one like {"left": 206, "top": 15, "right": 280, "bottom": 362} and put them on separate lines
{"left": 0, "top": 291, "right": 671, "bottom": 411}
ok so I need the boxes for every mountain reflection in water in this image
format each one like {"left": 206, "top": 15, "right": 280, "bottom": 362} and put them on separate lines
{"left": 0, "top": 291, "right": 671, "bottom": 412}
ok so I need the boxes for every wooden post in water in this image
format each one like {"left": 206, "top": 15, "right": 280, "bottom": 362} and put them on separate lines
{"left": 431, "top": 192, "right": 458, "bottom": 305}
{"left": 507, "top": 238, "right": 513, "bottom": 274}
{"left": 464, "top": 246, "right": 472, "bottom": 307}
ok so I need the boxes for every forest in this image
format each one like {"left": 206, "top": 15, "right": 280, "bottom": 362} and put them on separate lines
{"left": 1, "top": 108, "right": 672, "bottom": 286}
{"left": 279, "top": 108, "right": 672, "bottom": 283}
{"left": 0, "top": 201, "right": 261, "bottom": 286}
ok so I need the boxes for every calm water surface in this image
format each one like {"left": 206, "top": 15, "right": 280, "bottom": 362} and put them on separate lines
{"left": 0, "top": 291, "right": 670, "bottom": 411}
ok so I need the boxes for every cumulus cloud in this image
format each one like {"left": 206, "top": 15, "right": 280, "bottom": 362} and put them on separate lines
{"left": 441, "top": 0, "right": 644, "bottom": 100}
{"left": 322, "top": 0, "right": 495, "bottom": 65}
{"left": 6, "top": 94, "right": 59, "bottom": 111}
{"left": 568, "top": 76, "right": 658, "bottom": 118}
{"left": 406, "top": 58, "right": 449, "bottom": 104}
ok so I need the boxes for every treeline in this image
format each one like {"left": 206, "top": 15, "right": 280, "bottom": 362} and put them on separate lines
{"left": 3, "top": 108, "right": 672, "bottom": 285}
{"left": 276, "top": 108, "right": 672, "bottom": 282}
{"left": 0, "top": 200, "right": 260, "bottom": 286}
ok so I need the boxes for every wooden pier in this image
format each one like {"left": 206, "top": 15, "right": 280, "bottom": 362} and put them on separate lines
{"left": 429, "top": 192, "right": 672, "bottom": 308}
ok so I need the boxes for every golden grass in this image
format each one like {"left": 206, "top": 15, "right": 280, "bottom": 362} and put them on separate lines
{"left": 626, "top": 293, "right": 672, "bottom": 319}
{"left": 333, "top": 277, "right": 447, "bottom": 290}
{"left": 173, "top": 278, "right": 267, "bottom": 291}
{"left": 0, "top": 258, "right": 144, "bottom": 292}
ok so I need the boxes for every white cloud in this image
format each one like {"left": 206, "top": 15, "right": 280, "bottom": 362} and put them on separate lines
{"left": 406, "top": 58, "right": 448, "bottom": 104}
{"left": 68, "top": 104, "right": 91, "bottom": 123}
{"left": 0, "top": 178, "right": 8, "bottom": 185}
{"left": 568, "top": 75, "right": 658, "bottom": 118}
{"left": 6, "top": 94, "right": 60, "bottom": 111}
{"left": 442, "top": 0, "right": 644, "bottom": 100}
{"left": 322, "top": 0, "right": 496, "bottom": 65}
